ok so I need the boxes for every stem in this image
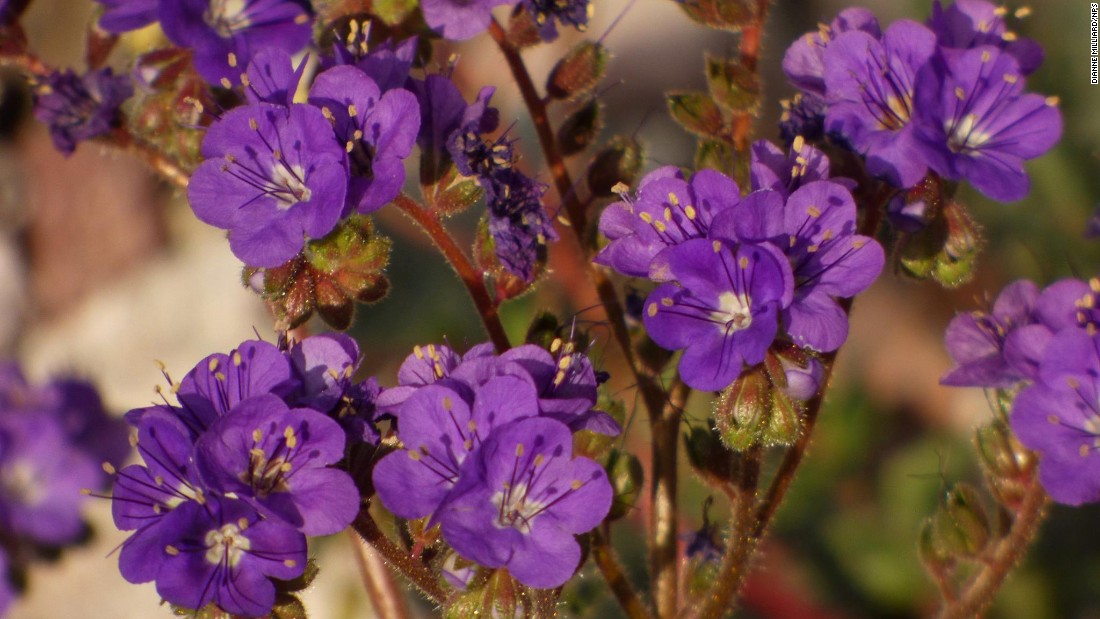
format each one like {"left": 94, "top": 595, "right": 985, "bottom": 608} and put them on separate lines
{"left": 937, "top": 478, "right": 1048, "bottom": 619}
{"left": 352, "top": 509, "right": 446, "bottom": 604}
{"left": 651, "top": 380, "right": 690, "bottom": 617}
{"left": 692, "top": 447, "right": 763, "bottom": 619}
{"left": 592, "top": 528, "right": 655, "bottom": 619}
{"left": 392, "top": 193, "right": 512, "bottom": 352}
{"left": 348, "top": 529, "right": 413, "bottom": 619}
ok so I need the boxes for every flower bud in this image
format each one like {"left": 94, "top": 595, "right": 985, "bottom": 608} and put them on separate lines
{"left": 761, "top": 386, "right": 801, "bottom": 447}
{"left": 772, "top": 348, "right": 824, "bottom": 402}
{"left": 928, "top": 483, "right": 992, "bottom": 560}
{"left": 667, "top": 90, "right": 726, "bottom": 138}
{"left": 704, "top": 54, "right": 760, "bottom": 113}
{"left": 677, "top": 0, "right": 755, "bottom": 31}
{"left": 445, "top": 569, "right": 526, "bottom": 619}
{"left": 547, "top": 41, "right": 609, "bottom": 101}
{"left": 713, "top": 367, "right": 769, "bottom": 451}
{"left": 557, "top": 99, "right": 601, "bottom": 156}
{"left": 684, "top": 426, "right": 738, "bottom": 488}
{"left": 587, "top": 136, "right": 643, "bottom": 197}
{"left": 604, "top": 449, "right": 644, "bottom": 521}
{"left": 506, "top": 5, "right": 543, "bottom": 49}
{"left": 426, "top": 168, "right": 485, "bottom": 216}
{"left": 898, "top": 195, "right": 981, "bottom": 289}
{"left": 254, "top": 216, "right": 392, "bottom": 330}
{"left": 975, "top": 422, "right": 1037, "bottom": 509}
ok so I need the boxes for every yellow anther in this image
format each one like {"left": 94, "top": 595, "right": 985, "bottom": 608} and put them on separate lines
{"left": 739, "top": 256, "right": 749, "bottom": 268}
{"left": 102, "top": 462, "right": 116, "bottom": 474}
{"left": 1046, "top": 96, "right": 1060, "bottom": 106}
{"left": 558, "top": 356, "right": 572, "bottom": 370}
{"left": 1081, "top": 444, "right": 1090, "bottom": 457}
{"left": 955, "top": 87, "right": 965, "bottom": 99}
{"left": 667, "top": 192, "right": 680, "bottom": 206}
{"left": 647, "top": 303, "right": 658, "bottom": 317}
{"left": 571, "top": 480, "right": 583, "bottom": 490}
{"left": 1014, "top": 7, "right": 1031, "bottom": 18}
{"left": 433, "top": 361, "right": 444, "bottom": 378}
{"left": 284, "top": 426, "right": 297, "bottom": 449}
{"left": 661, "top": 297, "right": 674, "bottom": 307}
{"left": 792, "top": 135, "right": 806, "bottom": 151}
{"left": 685, "top": 205, "right": 697, "bottom": 219}
{"left": 1003, "top": 73, "right": 1018, "bottom": 84}
{"left": 1002, "top": 31, "right": 1018, "bottom": 42}
{"left": 209, "top": 358, "right": 220, "bottom": 372}
{"left": 712, "top": 240, "right": 722, "bottom": 252}
{"left": 408, "top": 451, "right": 421, "bottom": 461}
{"left": 981, "top": 50, "right": 991, "bottom": 63}
{"left": 232, "top": 351, "right": 243, "bottom": 366}
{"left": 639, "top": 212, "right": 653, "bottom": 223}
{"left": 442, "top": 396, "right": 453, "bottom": 411}
{"left": 653, "top": 221, "right": 667, "bottom": 232}
{"left": 165, "top": 545, "right": 180, "bottom": 556}
{"left": 220, "top": 77, "right": 233, "bottom": 89}
{"left": 413, "top": 345, "right": 424, "bottom": 359}
{"left": 664, "top": 207, "right": 672, "bottom": 222}
{"left": 228, "top": 52, "right": 238, "bottom": 67}
{"left": 348, "top": 104, "right": 358, "bottom": 117}
{"left": 806, "top": 206, "right": 822, "bottom": 217}
{"left": 252, "top": 429, "right": 263, "bottom": 443}
{"left": 515, "top": 444, "right": 525, "bottom": 457}
{"left": 550, "top": 338, "right": 562, "bottom": 353}
{"left": 214, "top": 372, "right": 227, "bottom": 382}
{"left": 533, "top": 454, "right": 545, "bottom": 466}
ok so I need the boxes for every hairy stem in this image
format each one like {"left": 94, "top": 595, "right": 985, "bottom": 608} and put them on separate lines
{"left": 937, "top": 478, "right": 1048, "bottom": 619}
{"left": 348, "top": 529, "right": 413, "bottom": 619}
{"left": 351, "top": 509, "right": 446, "bottom": 604}
{"left": 692, "top": 447, "right": 763, "bottom": 619}
{"left": 392, "top": 193, "right": 511, "bottom": 352}
{"left": 592, "top": 528, "right": 655, "bottom": 619}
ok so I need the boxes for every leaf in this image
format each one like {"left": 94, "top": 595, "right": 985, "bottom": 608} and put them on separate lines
{"left": 705, "top": 54, "right": 760, "bottom": 113}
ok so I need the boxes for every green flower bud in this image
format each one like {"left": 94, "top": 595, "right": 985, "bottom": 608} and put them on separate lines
{"left": 547, "top": 41, "right": 609, "bottom": 101}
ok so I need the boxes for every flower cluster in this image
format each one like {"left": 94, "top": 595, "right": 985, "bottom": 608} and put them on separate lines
{"left": 942, "top": 277, "right": 1100, "bottom": 504}
{"left": 0, "top": 364, "right": 127, "bottom": 615}
{"left": 111, "top": 334, "right": 372, "bottom": 616}
{"left": 372, "top": 341, "right": 616, "bottom": 588}
{"left": 782, "top": 1, "right": 1062, "bottom": 201}
{"left": 95, "top": 0, "right": 313, "bottom": 86}
{"left": 597, "top": 138, "right": 884, "bottom": 391}
{"left": 32, "top": 67, "right": 132, "bottom": 155}
{"left": 187, "top": 50, "right": 420, "bottom": 268}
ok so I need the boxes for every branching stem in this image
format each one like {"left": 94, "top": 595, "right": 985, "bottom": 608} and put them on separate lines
{"left": 351, "top": 509, "right": 446, "bottom": 604}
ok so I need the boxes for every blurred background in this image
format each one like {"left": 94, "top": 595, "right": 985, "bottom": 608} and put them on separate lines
{"left": 1, "top": 0, "right": 1099, "bottom": 617}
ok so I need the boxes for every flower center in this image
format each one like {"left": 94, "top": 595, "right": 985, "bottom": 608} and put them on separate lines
{"left": 204, "top": 523, "right": 251, "bottom": 566}
{"left": 271, "top": 162, "right": 312, "bottom": 209}
{"left": 490, "top": 481, "right": 545, "bottom": 534}
{"left": 711, "top": 290, "right": 753, "bottom": 334}
{"left": 204, "top": 0, "right": 251, "bottom": 38}
{"left": 947, "top": 113, "right": 992, "bottom": 153}
{"left": 0, "top": 459, "right": 45, "bottom": 507}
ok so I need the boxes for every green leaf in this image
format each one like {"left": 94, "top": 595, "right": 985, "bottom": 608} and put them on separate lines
{"left": 667, "top": 91, "right": 726, "bottom": 139}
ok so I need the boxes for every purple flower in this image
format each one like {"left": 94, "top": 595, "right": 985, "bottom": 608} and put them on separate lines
{"left": 95, "top": 0, "right": 158, "bottom": 32}
{"left": 778, "top": 354, "right": 824, "bottom": 401}
{"left": 643, "top": 239, "right": 793, "bottom": 391}
{"left": 749, "top": 137, "right": 833, "bottom": 196}
{"left": 149, "top": 497, "right": 306, "bottom": 616}
{"left": 243, "top": 48, "right": 306, "bottom": 107}
{"left": 446, "top": 86, "right": 503, "bottom": 178}
{"left": 942, "top": 280, "right": 1038, "bottom": 387}
{"left": 159, "top": 0, "right": 313, "bottom": 86}
{"left": 521, "top": 0, "right": 591, "bottom": 42}
{"left": 372, "top": 376, "right": 539, "bottom": 521}
{"left": 170, "top": 339, "right": 298, "bottom": 432}
{"left": 1010, "top": 329, "right": 1100, "bottom": 505}
{"left": 195, "top": 395, "right": 358, "bottom": 535}
{"left": 375, "top": 342, "right": 484, "bottom": 413}
{"left": 112, "top": 411, "right": 209, "bottom": 585}
{"left": 823, "top": 20, "right": 938, "bottom": 187}
{"left": 437, "top": 417, "right": 611, "bottom": 589}
{"left": 596, "top": 166, "right": 740, "bottom": 280}
{"left": 710, "top": 181, "right": 884, "bottom": 352}
{"left": 927, "top": 0, "right": 1043, "bottom": 74}
{"left": 308, "top": 65, "right": 421, "bottom": 213}
{"left": 498, "top": 344, "right": 620, "bottom": 435}
{"left": 941, "top": 278, "right": 1092, "bottom": 388}
{"left": 188, "top": 103, "right": 349, "bottom": 267}
{"left": 486, "top": 168, "right": 557, "bottom": 281}
{"left": 0, "top": 412, "right": 101, "bottom": 545}
{"left": 288, "top": 333, "right": 379, "bottom": 443}
{"left": 782, "top": 7, "right": 881, "bottom": 98}
{"left": 778, "top": 93, "right": 827, "bottom": 145}
{"left": 410, "top": 75, "right": 468, "bottom": 181}
{"left": 914, "top": 46, "right": 1061, "bottom": 202}
{"left": 329, "top": 33, "right": 418, "bottom": 94}
{"left": 420, "top": 0, "right": 519, "bottom": 40}
{"left": 33, "top": 67, "right": 132, "bottom": 155}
